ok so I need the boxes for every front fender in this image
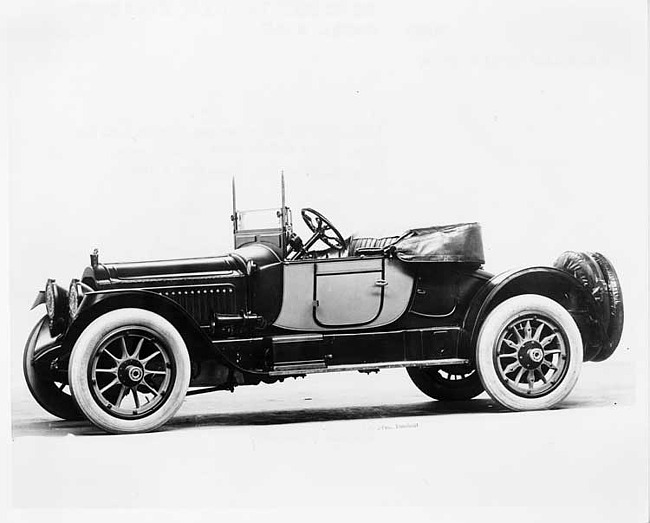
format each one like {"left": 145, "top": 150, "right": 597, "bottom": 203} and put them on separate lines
{"left": 64, "top": 290, "right": 217, "bottom": 363}
{"left": 461, "top": 267, "right": 607, "bottom": 362}
{"left": 24, "top": 315, "right": 64, "bottom": 369}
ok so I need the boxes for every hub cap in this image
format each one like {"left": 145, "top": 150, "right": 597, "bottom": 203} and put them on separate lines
{"left": 493, "top": 315, "right": 569, "bottom": 397}
{"left": 89, "top": 327, "right": 175, "bottom": 419}
{"left": 117, "top": 360, "right": 145, "bottom": 387}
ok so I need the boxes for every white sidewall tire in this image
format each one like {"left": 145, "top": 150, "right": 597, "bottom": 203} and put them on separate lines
{"left": 476, "top": 294, "right": 582, "bottom": 411}
{"left": 69, "top": 308, "right": 190, "bottom": 434}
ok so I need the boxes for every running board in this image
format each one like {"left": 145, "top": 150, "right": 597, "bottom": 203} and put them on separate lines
{"left": 269, "top": 358, "right": 470, "bottom": 377}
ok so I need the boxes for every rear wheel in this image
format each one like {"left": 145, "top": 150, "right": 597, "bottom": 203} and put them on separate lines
{"left": 68, "top": 308, "right": 190, "bottom": 434}
{"left": 407, "top": 365, "right": 484, "bottom": 401}
{"left": 476, "top": 294, "right": 582, "bottom": 411}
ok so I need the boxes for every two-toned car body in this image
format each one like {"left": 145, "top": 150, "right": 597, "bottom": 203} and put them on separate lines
{"left": 24, "top": 177, "right": 624, "bottom": 433}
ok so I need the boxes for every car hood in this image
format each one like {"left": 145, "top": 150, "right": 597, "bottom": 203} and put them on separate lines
{"left": 81, "top": 244, "right": 282, "bottom": 290}
{"left": 83, "top": 254, "right": 244, "bottom": 290}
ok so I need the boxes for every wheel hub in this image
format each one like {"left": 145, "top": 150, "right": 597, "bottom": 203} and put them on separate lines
{"left": 518, "top": 341, "right": 545, "bottom": 370}
{"left": 118, "top": 359, "right": 145, "bottom": 387}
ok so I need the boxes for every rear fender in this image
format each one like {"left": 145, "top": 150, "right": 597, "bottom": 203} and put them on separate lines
{"left": 461, "top": 267, "right": 607, "bottom": 362}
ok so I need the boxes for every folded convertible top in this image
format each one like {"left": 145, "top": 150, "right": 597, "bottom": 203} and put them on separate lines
{"left": 393, "top": 222, "right": 485, "bottom": 264}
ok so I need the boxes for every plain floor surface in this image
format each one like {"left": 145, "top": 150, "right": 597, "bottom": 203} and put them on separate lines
{"left": 8, "top": 355, "right": 648, "bottom": 523}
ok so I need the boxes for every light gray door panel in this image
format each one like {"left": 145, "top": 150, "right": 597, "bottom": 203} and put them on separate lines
{"left": 314, "top": 266, "right": 383, "bottom": 327}
{"left": 274, "top": 257, "right": 414, "bottom": 332}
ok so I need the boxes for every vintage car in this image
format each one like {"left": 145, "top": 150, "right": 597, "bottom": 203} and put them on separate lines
{"left": 23, "top": 177, "right": 624, "bottom": 434}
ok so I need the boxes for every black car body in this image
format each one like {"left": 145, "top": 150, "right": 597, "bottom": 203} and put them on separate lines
{"left": 24, "top": 177, "right": 624, "bottom": 433}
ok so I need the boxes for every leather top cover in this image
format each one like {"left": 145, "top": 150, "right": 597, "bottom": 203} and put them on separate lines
{"left": 393, "top": 222, "right": 485, "bottom": 264}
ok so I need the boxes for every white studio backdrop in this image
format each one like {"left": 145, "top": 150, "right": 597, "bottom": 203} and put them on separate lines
{"left": 4, "top": 0, "right": 648, "bottom": 520}
{"left": 8, "top": 1, "right": 646, "bottom": 377}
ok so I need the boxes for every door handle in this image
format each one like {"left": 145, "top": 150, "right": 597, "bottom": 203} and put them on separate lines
{"left": 375, "top": 279, "right": 388, "bottom": 287}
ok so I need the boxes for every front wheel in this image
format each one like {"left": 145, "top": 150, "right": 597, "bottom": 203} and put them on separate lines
{"left": 23, "top": 316, "right": 84, "bottom": 421}
{"left": 68, "top": 308, "right": 190, "bottom": 434}
{"left": 476, "top": 294, "right": 582, "bottom": 411}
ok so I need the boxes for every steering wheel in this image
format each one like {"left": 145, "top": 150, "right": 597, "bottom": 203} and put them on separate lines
{"left": 300, "top": 208, "right": 346, "bottom": 252}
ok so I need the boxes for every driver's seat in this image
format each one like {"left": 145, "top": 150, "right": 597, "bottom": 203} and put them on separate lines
{"left": 311, "top": 234, "right": 400, "bottom": 259}
{"left": 347, "top": 235, "right": 400, "bottom": 257}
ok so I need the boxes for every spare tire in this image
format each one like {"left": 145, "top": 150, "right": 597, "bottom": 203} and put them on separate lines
{"left": 553, "top": 251, "right": 610, "bottom": 330}
{"left": 553, "top": 250, "right": 624, "bottom": 361}
{"left": 588, "top": 252, "right": 624, "bottom": 361}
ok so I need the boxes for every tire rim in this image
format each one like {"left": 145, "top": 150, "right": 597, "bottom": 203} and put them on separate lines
{"left": 493, "top": 314, "right": 569, "bottom": 398}
{"left": 88, "top": 327, "right": 176, "bottom": 419}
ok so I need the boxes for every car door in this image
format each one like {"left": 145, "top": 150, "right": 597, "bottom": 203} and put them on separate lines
{"left": 313, "top": 258, "right": 385, "bottom": 327}
{"left": 273, "top": 256, "right": 414, "bottom": 332}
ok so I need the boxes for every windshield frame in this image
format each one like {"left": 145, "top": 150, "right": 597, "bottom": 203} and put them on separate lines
{"left": 231, "top": 176, "right": 292, "bottom": 257}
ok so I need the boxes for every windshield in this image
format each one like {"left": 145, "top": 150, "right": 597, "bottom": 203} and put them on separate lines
{"left": 236, "top": 208, "right": 283, "bottom": 231}
{"left": 231, "top": 176, "right": 292, "bottom": 255}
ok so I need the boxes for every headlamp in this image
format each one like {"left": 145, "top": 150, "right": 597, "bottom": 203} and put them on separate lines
{"left": 68, "top": 280, "right": 79, "bottom": 319}
{"left": 44, "top": 279, "right": 68, "bottom": 335}
{"left": 45, "top": 279, "right": 57, "bottom": 320}
{"left": 68, "top": 279, "right": 92, "bottom": 319}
